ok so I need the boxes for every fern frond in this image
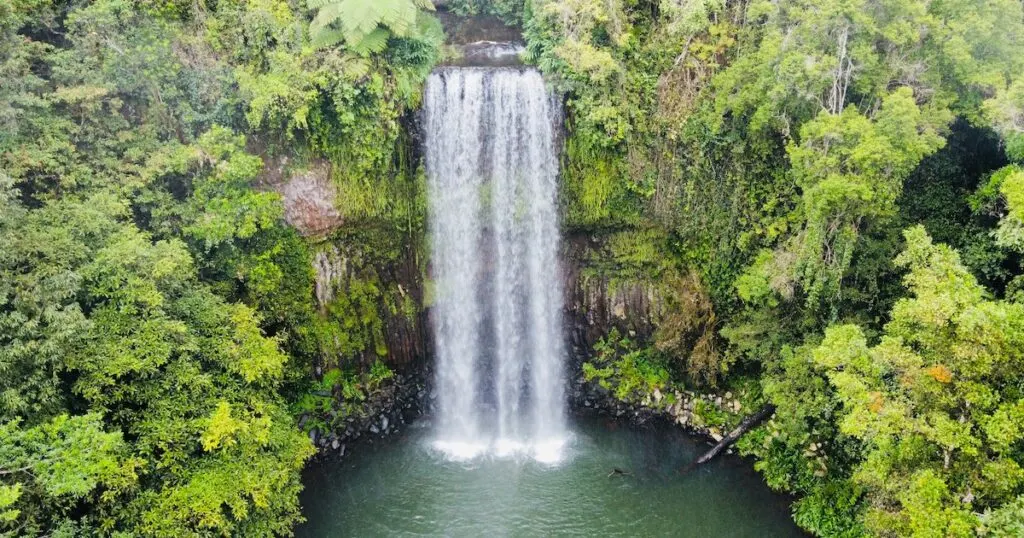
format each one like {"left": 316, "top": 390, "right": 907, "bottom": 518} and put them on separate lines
{"left": 310, "top": 4, "right": 343, "bottom": 34}
{"left": 339, "top": 56, "right": 372, "bottom": 81}
{"left": 386, "top": 0, "right": 419, "bottom": 38}
{"left": 309, "top": 0, "right": 434, "bottom": 53}
{"left": 412, "top": 0, "right": 435, "bottom": 11}
{"left": 339, "top": 0, "right": 388, "bottom": 40}
{"left": 311, "top": 27, "right": 346, "bottom": 49}
{"left": 349, "top": 28, "right": 391, "bottom": 57}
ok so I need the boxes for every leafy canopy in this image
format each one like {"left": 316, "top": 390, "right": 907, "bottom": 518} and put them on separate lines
{"left": 308, "top": 0, "right": 438, "bottom": 54}
{"left": 813, "top": 227, "right": 1024, "bottom": 536}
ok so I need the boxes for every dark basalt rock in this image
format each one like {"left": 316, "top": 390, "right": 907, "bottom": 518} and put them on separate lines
{"left": 436, "top": 11, "right": 522, "bottom": 45}
{"left": 308, "top": 365, "right": 432, "bottom": 461}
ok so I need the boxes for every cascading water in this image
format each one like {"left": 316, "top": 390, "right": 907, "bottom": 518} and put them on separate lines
{"left": 424, "top": 66, "right": 567, "bottom": 463}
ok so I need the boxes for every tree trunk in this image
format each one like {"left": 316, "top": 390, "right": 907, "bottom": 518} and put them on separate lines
{"left": 689, "top": 404, "right": 776, "bottom": 468}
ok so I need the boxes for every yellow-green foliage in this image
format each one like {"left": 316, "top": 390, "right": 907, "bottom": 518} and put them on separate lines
{"left": 786, "top": 90, "right": 947, "bottom": 313}
{"left": 325, "top": 276, "right": 389, "bottom": 358}
{"left": 584, "top": 329, "right": 671, "bottom": 405}
{"left": 308, "top": 0, "right": 437, "bottom": 54}
{"left": 581, "top": 362, "right": 614, "bottom": 389}
{"left": 562, "top": 137, "right": 641, "bottom": 228}
{"left": 526, "top": 0, "right": 681, "bottom": 230}
{"left": 993, "top": 166, "right": 1024, "bottom": 252}
{"left": 580, "top": 228, "right": 668, "bottom": 286}
{"left": 691, "top": 399, "right": 730, "bottom": 428}
{"left": 0, "top": 484, "right": 20, "bottom": 525}
{"left": 808, "top": 227, "right": 1024, "bottom": 536}
{"left": 200, "top": 402, "right": 246, "bottom": 452}
{"left": 0, "top": 190, "right": 313, "bottom": 535}
{"left": 605, "top": 229, "right": 664, "bottom": 276}
{"left": 329, "top": 155, "right": 426, "bottom": 228}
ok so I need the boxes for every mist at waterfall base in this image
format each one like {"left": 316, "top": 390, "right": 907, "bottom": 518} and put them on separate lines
{"left": 424, "top": 66, "right": 568, "bottom": 464}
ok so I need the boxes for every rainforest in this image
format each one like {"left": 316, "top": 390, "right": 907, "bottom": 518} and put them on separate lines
{"left": 2, "top": 0, "right": 1024, "bottom": 536}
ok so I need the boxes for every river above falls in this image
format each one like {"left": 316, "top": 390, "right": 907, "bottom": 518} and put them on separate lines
{"left": 297, "top": 415, "right": 804, "bottom": 537}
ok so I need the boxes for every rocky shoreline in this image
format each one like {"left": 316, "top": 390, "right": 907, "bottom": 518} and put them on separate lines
{"left": 568, "top": 372, "right": 751, "bottom": 449}
{"left": 305, "top": 370, "right": 429, "bottom": 460}
{"left": 306, "top": 361, "right": 752, "bottom": 460}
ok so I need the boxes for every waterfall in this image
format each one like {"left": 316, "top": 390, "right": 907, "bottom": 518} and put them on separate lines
{"left": 424, "top": 66, "right": 567, "bottom": 463}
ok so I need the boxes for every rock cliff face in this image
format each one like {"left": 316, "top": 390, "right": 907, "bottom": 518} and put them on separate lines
{"left": 562, "top": 235, "right": 662, "bottom": 362}
{"left": 278, "top": 162, "right": 343, "bottom": 237}
{"left": 263, "top": 136, "right": 662, "bottom": 385}
{"left": 311, "top": 241, "right": 427, "bottom": 368}
{"left": 262, "top": 156, "right": 343, "bottom": 238}
{"left": 436, "top": 11, "right": 523, "bottom": 45}
{"left": 561, "top": 233, "right": 665, "bottom": 379}
{"left": 265, "top": 7, "right": 668, "bottom": 453}
{"left": 301, "top": 226, "right": 669, "bottom": 458}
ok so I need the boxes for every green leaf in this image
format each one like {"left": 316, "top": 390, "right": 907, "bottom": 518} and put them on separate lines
{"left": 349, "top": 28, "right": 391, "bottom": 56}
{"left": 308, "top": 0, "right": 434, "bottom": 52}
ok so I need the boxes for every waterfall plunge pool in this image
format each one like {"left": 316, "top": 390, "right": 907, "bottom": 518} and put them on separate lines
{"left": 296, "top": 415, "right": 804, "bottom": 537}
{"left": 298, "top": 46, "right": 803, "bottom": 538}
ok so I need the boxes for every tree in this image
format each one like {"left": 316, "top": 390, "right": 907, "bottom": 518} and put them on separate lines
{"left": 0, "top": 414, "right": 137, "bottom": 536}
{"left": 982, "top": 79, "right": 1024, "bottom": 255}
{"left": 308, "top": 0, "right": 437, "bottom": 54}
{"left": 719, "top": 0, "right": 1024, "bottom": 319}
{"left": 991, "top": 166, "right": 1024, "bottom": 253}
{"left": 141, "top": 126, "right": 283, "bottom": 251}
{"left": 0, "top": 185, "right": 126, "bottom": 422}
{"left": 0, "top": 186, "right": 314, "bottom": 535}
{"left": 786, "top": 89, "right": 946, "bottom": 313}
{"left": 812, "top": 226, "right": 1024, "bottom": 536}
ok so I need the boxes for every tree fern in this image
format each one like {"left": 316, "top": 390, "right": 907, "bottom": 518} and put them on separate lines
{"left": 310, "top": 27, "right": 346, "bottom": 49}
{"left": 349, "top": 28, "right": 391, "bottom": 56}
{"left": 307, "top": 0, "right": 435, "bottom": 55}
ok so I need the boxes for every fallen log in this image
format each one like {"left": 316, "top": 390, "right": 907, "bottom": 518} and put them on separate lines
{"left": 684, "top": 404, "right": 776, "bottom": 472}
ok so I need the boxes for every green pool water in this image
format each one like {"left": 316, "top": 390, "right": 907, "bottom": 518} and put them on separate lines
{"left": 297, "top": 415, "right": 804, "bottom": 537}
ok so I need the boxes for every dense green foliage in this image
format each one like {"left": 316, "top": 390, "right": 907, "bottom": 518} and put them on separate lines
{"left": 1, "top": 0, "right": 436, "bottom": 535}
{"left": 4, "top": 0, "right": 1024, "bottom": 536}
{"left": 507, "top": 0, "right": 1024, "bottom": 535}
{"left": 583, "top": 328, "right": 671, "bottom": 403}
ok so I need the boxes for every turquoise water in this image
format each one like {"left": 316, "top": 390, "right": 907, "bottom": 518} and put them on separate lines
{"left": 297, "top": 415, "right": 803, "bottom": 537}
